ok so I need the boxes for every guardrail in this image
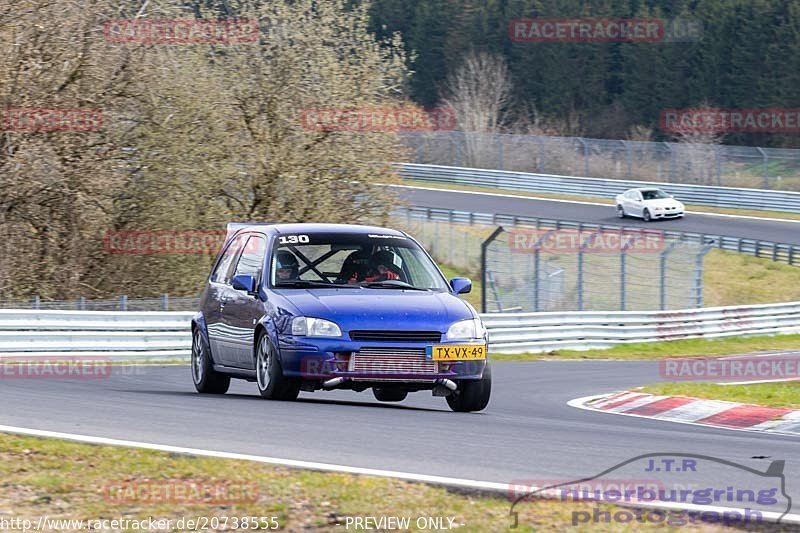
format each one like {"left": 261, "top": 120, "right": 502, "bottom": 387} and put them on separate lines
{"left": 399, "top": 206, "right": 800, "bottom": 266}
{"left": 483, "top": 301, "right": 800, "bottom": 353}
{"left": 0, "top": 310, "right": 194, "bottom": 359}
{"left": 397, "top": 162, "right": 800, "bottom": 213}
{"left": 2, "top": 304, "right": 799, "bottom": 357}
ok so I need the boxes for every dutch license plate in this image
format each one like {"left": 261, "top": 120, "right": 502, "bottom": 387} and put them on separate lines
{"left": 426, "top": 344, "right": 487, "bottom": 361}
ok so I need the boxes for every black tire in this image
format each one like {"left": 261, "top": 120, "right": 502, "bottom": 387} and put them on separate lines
{"left": 191, "top": 328, "right": 230, "bottom": 394}
{"left": 642, "top": 208, "right": 652, "bottom": 222}
{"left": 446, "top": 363, "right": 492, "bottom": 412}
{"left": 255, "top": 334, "right": 300, "bottom": 401}
{"left": 616, "top": 205, "right": 625, "bottom": 218}
{"left": 373, "top": 388, "right": 408, "bottom": 402}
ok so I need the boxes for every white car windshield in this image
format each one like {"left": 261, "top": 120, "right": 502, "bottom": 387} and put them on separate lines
{"left": 641, "top": 190, "right": 670, "bottom": 200}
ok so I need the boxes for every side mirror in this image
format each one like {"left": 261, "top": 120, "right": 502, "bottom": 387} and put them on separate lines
{"left": 449, "top": 277, "right": 472, "bottom": 295}
{"left": 231, "top": 274, "right": 256, "bottom": 293}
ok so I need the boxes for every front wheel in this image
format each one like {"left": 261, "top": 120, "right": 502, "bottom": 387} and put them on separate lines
{"left": 642, "top": 208, "right": 652, "bottom": 222}
{"left": 191, "top": 329, "right": 230, "bottom": 394}
{"left": 446, "top": 363, "right": 491, "bottom": 412}
{"left": 255, "top": 334, "right": 300, "bottom": 401}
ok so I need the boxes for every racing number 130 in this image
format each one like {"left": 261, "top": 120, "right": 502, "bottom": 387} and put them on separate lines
{"left": 278, "top": 235, "right": 309, "bottom": 245}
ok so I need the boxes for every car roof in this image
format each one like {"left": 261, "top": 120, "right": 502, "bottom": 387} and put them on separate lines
{"left": 226, "top": 222, "right": 407, "bottom": 237}
{"left": 626, "top": 187, "right": 665, "bottom": 192}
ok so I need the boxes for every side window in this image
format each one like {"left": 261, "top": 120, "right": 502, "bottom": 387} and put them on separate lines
{"left": 211, "top": 234, "right": 246, "bottom": 285}
{"left": 233, "top": 235, "right": 267, "bottom": 281}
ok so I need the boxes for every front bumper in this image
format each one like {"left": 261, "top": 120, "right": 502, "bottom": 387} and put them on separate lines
{"left": 277, "top": 336, "right": 487, "bottom": 382}
{"left": 651, "top": 209, "right": 684, "bottom": 219}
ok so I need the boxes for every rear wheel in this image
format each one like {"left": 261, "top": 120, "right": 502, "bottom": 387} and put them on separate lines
{"left": 642, "top": 208, "right": 652, "bottom": 222}
{"left": 616, "top": 205, "right": 625, "bottom": 218}
{"left": 191, "top": 329, "right": 230, "bottom": 394}
{"left": 446, "top": 363, "right": 491, "bottom": 412}
{"left": 373, "top": 388, "right": 408, "bottom": 402}
{"left": 255, "top": 334, "right": 300, "bottom": 401}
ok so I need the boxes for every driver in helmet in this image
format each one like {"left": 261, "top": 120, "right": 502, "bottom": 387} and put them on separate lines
{"left": 274, "top": 250, "right": 300, "bottom": 282}
{"left": 362, "top": 250, "right": 401, "bottom": 282}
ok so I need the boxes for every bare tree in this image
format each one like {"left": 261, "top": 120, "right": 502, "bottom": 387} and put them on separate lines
{"left": 441, "top": 51, "right": 513, "bottom": 168}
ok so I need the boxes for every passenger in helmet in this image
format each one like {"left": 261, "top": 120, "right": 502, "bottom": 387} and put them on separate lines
{"left": 363, "top": 250, "right": 401, "bottom": 282}
{"left": 275, "top": 250, "right": 300, "bottom": 282}
{"left": 338, "top": 248, "right": 372, "bottom": 284}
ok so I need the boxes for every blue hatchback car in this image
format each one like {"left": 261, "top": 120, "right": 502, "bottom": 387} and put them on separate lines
{"left": 191, "top": 223, "right": 491, "bottom": 412}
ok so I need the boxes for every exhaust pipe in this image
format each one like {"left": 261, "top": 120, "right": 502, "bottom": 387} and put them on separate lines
{"left": 435, "top": 379, "right": 457, "bottom": 391}
{"left": 322, "top": 377, "right": 347, "bottom": 389}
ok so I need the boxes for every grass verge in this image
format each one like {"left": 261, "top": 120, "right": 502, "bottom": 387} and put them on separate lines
{"left": 640, "top": 382, "right": 800, "bottom": 409}
{"left": 491, "top": 334, "right": 800, "bottom": 361}
{"left": 0, "top": 433, "right": 746, "bottom": 532}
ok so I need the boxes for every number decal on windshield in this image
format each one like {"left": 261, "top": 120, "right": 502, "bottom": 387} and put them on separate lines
{"left": 278, "top": 235, "right": 310, "bottom": 245}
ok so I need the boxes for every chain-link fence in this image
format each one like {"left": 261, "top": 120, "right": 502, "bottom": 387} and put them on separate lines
{"left": 402, "top": 131, "right": 800, "bottom": 191}
{"left": 482, "top": 227, "right": 713, "bottom": 313}
{"left": 393, "top": 208, "right": 715, "bottom": 313}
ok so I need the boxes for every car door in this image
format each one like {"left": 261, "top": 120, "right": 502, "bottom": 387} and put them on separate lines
{"left": 218, "top": 233, "right": 268, "bottom": 368}
{"left": 629, "top": 190, "right": 644, "bottom": 216}
{"left": 207, "top": 233, "right": 247, "bottom": 366}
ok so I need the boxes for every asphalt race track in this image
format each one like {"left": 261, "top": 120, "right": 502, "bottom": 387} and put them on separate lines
{"left": 395, "top": 186, "right": 800, "bottom": 246}
{"left": 0, "top": 363, "right": 797, "bottom": 519}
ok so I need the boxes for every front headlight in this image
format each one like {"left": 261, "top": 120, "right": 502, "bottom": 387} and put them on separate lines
{"left": 445, "top": 318, "right": 486, "bottom": 341}
{"left": 291, "top": 317, "right": 342, "bottom": 337}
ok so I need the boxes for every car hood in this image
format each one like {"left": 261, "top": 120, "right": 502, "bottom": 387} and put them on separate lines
{"left": 273, "top": 288, "right": 475, "bottom": 332}
{"left": 643, "top": 198, "right": 682, "bottom": 208}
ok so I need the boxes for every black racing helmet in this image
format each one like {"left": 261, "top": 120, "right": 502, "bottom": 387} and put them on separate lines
{"left": 370, "top": 250, "right": 399, "bottom": 272}
{"left": 275, "top": 250, "right": 299, "bottom": 278}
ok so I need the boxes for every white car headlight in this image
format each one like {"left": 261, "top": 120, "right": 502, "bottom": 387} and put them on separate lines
{"left": 291, "top": 317, "right": 342, "bottom": 337}
{"left": 445, "top": 318, "right": 486, "bottom": 341}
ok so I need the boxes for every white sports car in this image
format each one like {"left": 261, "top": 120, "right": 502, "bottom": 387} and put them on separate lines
{"left": 615, "top": 188, "right": 685, "bottom": 221}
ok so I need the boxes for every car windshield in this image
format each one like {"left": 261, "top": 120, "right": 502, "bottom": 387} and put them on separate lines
{"left": 269, "top": 232, "right": 449, "bottom": 290}
{"left": 641, "top": 190, "right": 670, "bottom": 200}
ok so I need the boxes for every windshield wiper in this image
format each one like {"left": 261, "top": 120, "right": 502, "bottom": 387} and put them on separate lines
{"left": 361, "top": 281, "right": 429, "bottom": 291}
{"left": 274, "top": 281, "right": 355, "bottom": 289}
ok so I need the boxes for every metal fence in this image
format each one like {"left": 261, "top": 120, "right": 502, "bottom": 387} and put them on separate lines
{"left": 399, "top": 205, "right": 800, "bottom": 266}
{"left": 397, "top": 163, "right": 800, "bottom": 213}
{"left": 3, "top": 304, "right": 799, "bottom": 357}
{"left": 402, "top": 131, "right": 800, "bottom": 191}
{"left": 481, "top": 226, "right": 713, "bottom": 314}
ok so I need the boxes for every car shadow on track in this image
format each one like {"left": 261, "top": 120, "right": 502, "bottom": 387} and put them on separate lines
{"left": 112, "top": 389, "right": 448, "bottom": 413}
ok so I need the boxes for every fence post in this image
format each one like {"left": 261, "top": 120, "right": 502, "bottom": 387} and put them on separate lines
{"left": 664, "top": 142, "right": 675, "bottom": 182}
{"left": 756, "top": 147, "right": 769, "bottom": 189}
{"left": 120, "top": 295, "right": 128, "bottom": 311}
{"left": 480, "top": 226, "right": 505, "bottom": 314}
{"left": 78, "top": 296, "right": 86, "bottom": 311}
{"left": 578, "top": 138, "right": 590, "bottom": 176}
{"left": 162, "top": 293, "right": 169, "bottom": 311}
{"left": 619, "top": 232, "right": 635, "bottom": 311}
{"left": 659, "top": 239, "right": 682, "bottom": 310}
{"left": 577, "top": 238, "right": 587, "bottom": 311}
{"left": 694, "top": 241, "right": 716, "bottom": 308}
{"left": 32, "top": 295, "right": 40, "bottom": 310}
